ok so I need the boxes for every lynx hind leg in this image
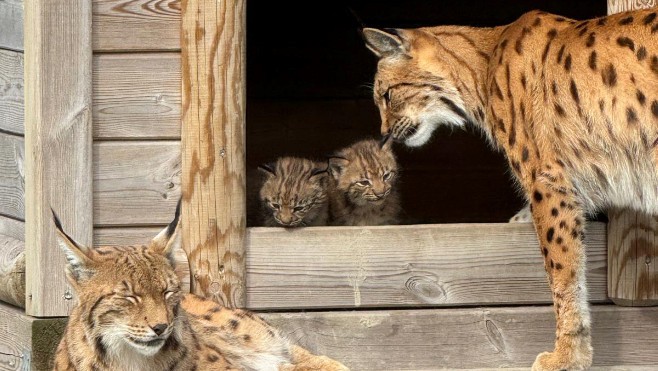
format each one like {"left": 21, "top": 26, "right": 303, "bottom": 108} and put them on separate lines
{"left": 529, "top": 181, "right": 592, "bottom": 371}
{"left": 509, "top": 204, "right": 533, "bottom": 223}
{"left": 279, "top": 345, "right": 349, "bottom": 371}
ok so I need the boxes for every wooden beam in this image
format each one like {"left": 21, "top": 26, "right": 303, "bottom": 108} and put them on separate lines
{"left": 608, "top": 0, "right": 656, "bottom": 14}
{"left": 0, "top": 0, "right": 22, "bottom": 52}
{"left": 0, "top": 233, "right": 24, "bottom": 307}
{"left": 0, "top": 49, "right": 24, "bottom": 136}
{"left": 0, "top": 301, "right": 66, "bottom": 371}
{"left": 24, "top": 0, "right": 93, "bottom": 317}
{"left": 180, "top": 0, "right": 247, "bottom": 307}
{"left": 263, "top": 305, "right": 658, "bottom": 370}
{"left": 246, "top": 223, "right": 608, "bottom": 309}
{"left": 607, "top": 0, "right": 658, "bottom": 308}
{"left": 0, "top": 133, "right": 24, "bottom": 221}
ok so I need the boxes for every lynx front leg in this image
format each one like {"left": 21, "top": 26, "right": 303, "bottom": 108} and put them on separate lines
{"left": 279, "top": 345, "right": 349, "bottom": 371}
{"left": 529, "top": 181, "right": 592, "bottom": 371}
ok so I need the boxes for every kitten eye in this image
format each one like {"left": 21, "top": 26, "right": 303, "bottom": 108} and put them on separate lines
{"left": 383, "top": 171, "right": 394, "bottom": 181}
{"left": 356, "top": 180, "right": 372, "bottom": 187}
{"left": 164, "top": 291, "right": 176, "bottom": 300}
{"left": 293, "top": 206, "right": 305, "bottom": 212}
{"left": 269, "top": 202, "right": 281, "bottom": 210}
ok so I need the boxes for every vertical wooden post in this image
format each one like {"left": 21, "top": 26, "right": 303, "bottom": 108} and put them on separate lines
{"left": 607, "top": 1, "right": 658, "bottom": 306}
{"left": 24, "top": 0, "right": 93, "bottom": 316}
{"left": 180, "top": 0, "right": 247, "bottom": 308}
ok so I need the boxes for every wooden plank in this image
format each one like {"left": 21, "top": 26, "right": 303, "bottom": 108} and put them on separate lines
{"left": 94, "top": 227, "right": 191, "bottom": 293}
{"left": 0, "top": 0, "right": 23, "bottom": 52}
{"left": 263, "top": 305, "right": 658, "bottom": 370}
{"left": 608, "top": 210, "right": 658, "bottom": 306}
{"left": 608, "top": 0, "right": 656, "bottom": 14}
{"left": 181, "top": 0, "right": 247, "bottom": 307}
{"left": 93, "top": 0, "right": 181, "bottom": 52}
{"left": 607, "top": 0, "right": 658, "bottom": 308}
{"left": 0, "top": 133, "right": 24, "bottom": 221}
{"left": 0, "top": 302, "right": 34, "bottom": 370}
{"left": 0, "top": 215, "right": 24, "bottom": 242}
{"left": 94, "top": 141, "right": 180, "bottom": 226}
{"left": 24, "top": 0, "right": 93, "bottom": 317}
{"left": 0, "top": 233, "right": 24, "bottom": 307}
{"left": 0, "top": 49, "right": 23, "bottom": 136}
{"left": 93, "top": 53, "right": 181, "bottom": 140}
{"left": 247, "top": 223, "right": 608, "bottom": 309}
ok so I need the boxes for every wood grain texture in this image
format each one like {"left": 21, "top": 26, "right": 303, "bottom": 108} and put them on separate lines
{"left": 0, "top": 233, "right": 24, "bottom": 307}
{"left": 94, "top": 141, "right": 180, "bottom": 226}
{"left": 24, "top": 0, "right": 93, "bottom": 317}
{"left": 607, "top": 0, "right": 658, "bottom": 308}
{"left": 93, "top": 53, "right": 181, "bottom": 139}
{"left": 0, "top": 215, "right": 24, "bottom": 242}
{"left": 0, "top": 0, "right": 23, "bottom": 52}
{"left": 0, "top": 133, "right": 24, "bottom": 221}
{"left": 247, "top": 223, "right": 607, "bottom": 309}
{"left": 93, "top": 0, "right": 181, "bottom": 52}
{"left": 608, "top": 0, "right": 656, "bottom": 13}
{"left": 608, "top": 210, "right": 658, "bottom": 306}
{"left": 263, "top": 305, "right": 658, "bottom": 370}
{"left": 0, "top": 49, "right": 23, "bottom": 136}
{"left": 181, "top": 0, "right": 247, "bottom": 307}
{"left": 0, "top": 302, "right": 33, "bottom": 370}
{"left": 94, "top": 227, "right": 191, "bottom": 293}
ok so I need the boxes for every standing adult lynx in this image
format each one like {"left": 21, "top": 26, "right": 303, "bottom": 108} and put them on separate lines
{"left": 363, "top": 8, "right": 658, "bottom": 371}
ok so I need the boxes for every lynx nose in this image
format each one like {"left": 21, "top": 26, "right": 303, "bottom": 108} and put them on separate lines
{"left": 151, "top": 323, "right": 168, "bottom": 336}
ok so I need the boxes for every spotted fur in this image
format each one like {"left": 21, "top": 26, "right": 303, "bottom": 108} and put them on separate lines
{"left": 363, "top": 8, "right": 658, "bottom": 370}
{"left": 258, "top": 157, "right": 329, "bottom": 227}
{"left": 328, "top": 138, "right": 401, "bottom": 226}
{"left": 52, "top": 209, "right": 348, "bottom": 371}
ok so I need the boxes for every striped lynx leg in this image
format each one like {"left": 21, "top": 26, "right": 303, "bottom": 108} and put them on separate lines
{"left": 362, "top": 8, "right": 658, "bottom": 370}
{"left": 52, "top": 204, "right": 348, "bottom": 371}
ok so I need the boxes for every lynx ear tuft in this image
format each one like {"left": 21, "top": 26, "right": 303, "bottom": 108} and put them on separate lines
{"left": 362, "top": 28, "right": 406, "bottom": 57}
{"left": 52, "top": 209, "right": 94, "bottom": 283}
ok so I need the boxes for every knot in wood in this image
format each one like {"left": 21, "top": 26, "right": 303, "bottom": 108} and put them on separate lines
{"left": 405, "top": 276, "right": 446, "bottom": 304}
{"left": 210, "top": 281, "right": 221, "bottom": 294}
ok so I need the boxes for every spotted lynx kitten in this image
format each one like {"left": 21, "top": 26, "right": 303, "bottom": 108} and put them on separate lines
{"left": 363, "top": 7, "right": 658, "bottom": 370}
{"left": 258, "top": 157, "right": 329, "bottom": 227}
{"left": 52, "top": 205, "right": 348, "bottom": 371}
{"left": 328, "top": 138, "right": 401, "bottom": 226}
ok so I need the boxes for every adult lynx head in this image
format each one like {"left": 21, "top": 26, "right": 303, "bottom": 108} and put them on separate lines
{"left": 53, "top": 203, "right": 183, "bottom": 357}
{"left": 362, "top": 27, "right": 486, "bottom": 147}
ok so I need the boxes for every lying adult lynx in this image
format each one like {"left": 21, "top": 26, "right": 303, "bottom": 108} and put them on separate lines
{"left": 52, "top": 206, "right": 348, "bottom": 370}
{"left": 363, "top": 7, "right": 658, "bottom": 371}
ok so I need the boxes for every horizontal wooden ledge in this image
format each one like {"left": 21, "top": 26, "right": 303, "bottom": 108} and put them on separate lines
{"left": 246, "top": 223, "right": 607, "bottom": 309}
{"left": 95, "top": 222, "right": 608, "bottom": 309}
{"left": 262, "top": 305, "right": 658, "bottom": 370}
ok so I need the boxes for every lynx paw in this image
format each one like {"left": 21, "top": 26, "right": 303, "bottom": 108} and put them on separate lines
{"left": 509, "top": 204, "right": 533, "bottom": 223}
{"left": 531, "top": 343, "right": 592, "bottom": 371}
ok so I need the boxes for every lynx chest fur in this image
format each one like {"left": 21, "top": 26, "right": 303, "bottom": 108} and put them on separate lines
{"left": 363, "top": 8, "right": 658, "bottom": 371}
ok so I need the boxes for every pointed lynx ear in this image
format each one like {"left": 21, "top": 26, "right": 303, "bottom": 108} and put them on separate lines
{"left": 327, "top": 156, "right": 349, "bottom": 179}
{"left": 151, "top": 199, "right": 182, "bottom": 264}
{"left": 362, "top": 28, "right": 406, "bottom": 57}
{"left": 380, "top": 134, "right": 393, "bottom": 151}
{"left": 52, "top": 209, "right": 94, "bottom": 283}
{"left": 258, "top": 162, "right": 277, "bottom": 177}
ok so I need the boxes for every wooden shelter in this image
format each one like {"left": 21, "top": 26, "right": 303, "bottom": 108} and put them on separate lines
{"left": 0, "top": 0, "right": 656, "bottom": 369}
